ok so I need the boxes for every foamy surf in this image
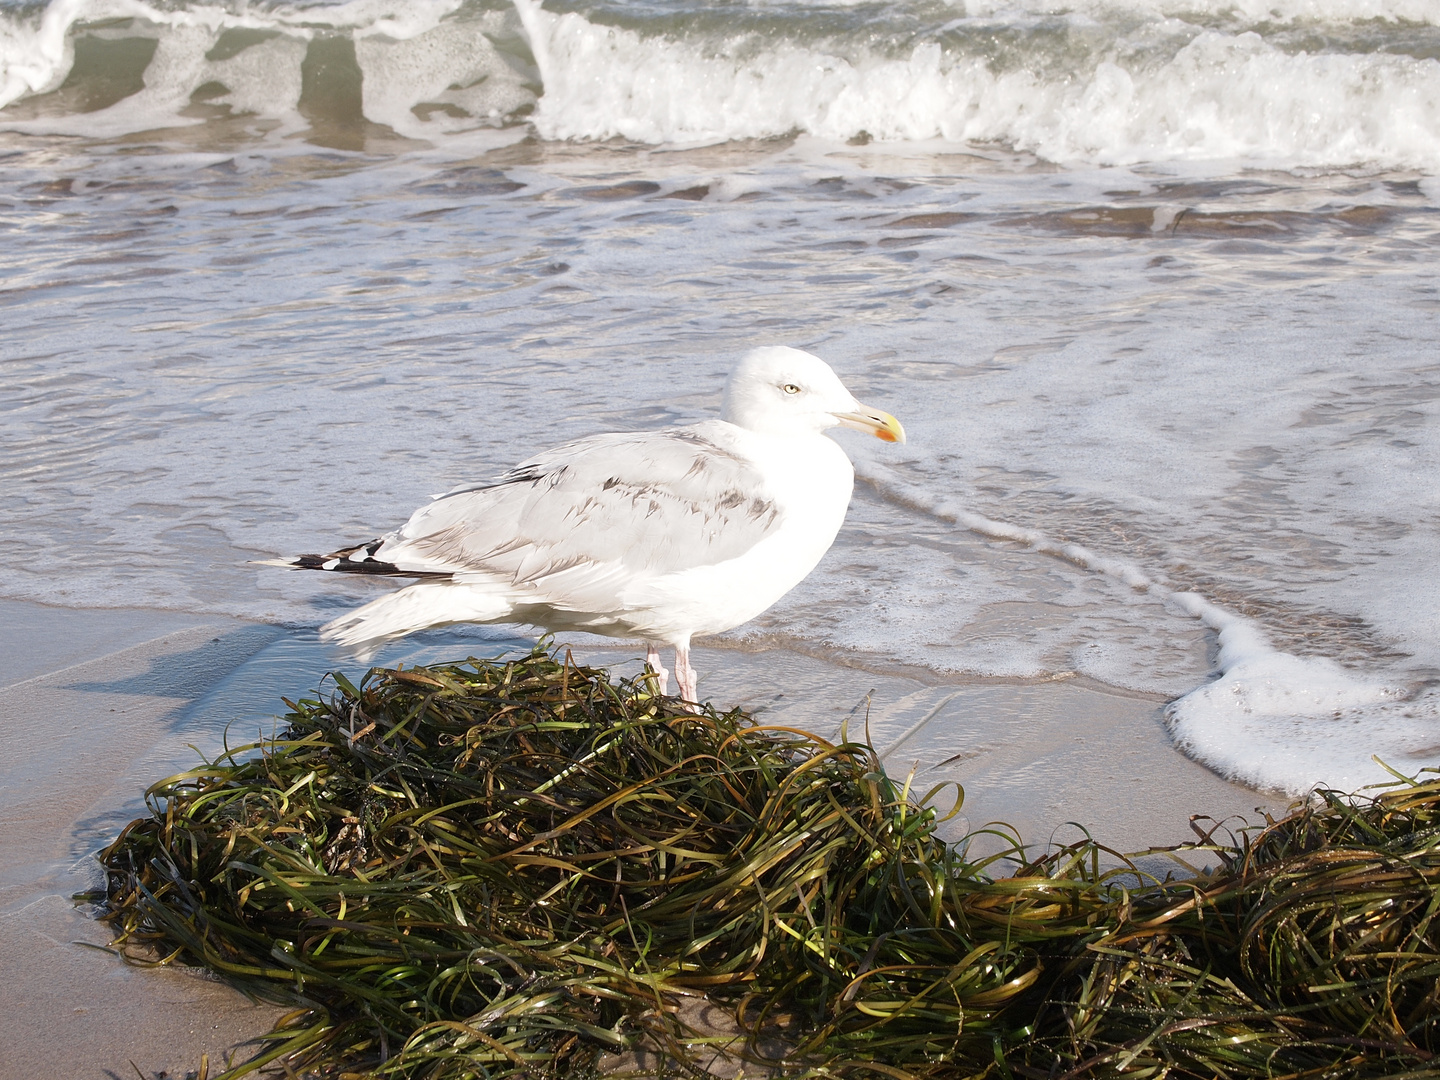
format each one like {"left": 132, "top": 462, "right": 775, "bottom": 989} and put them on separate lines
{"left": 857, "top": 461, "right": 1440, "bottom": 798}
{"left": 517, "top": 3, "right": 1440, "bottom": 168}
{"left": 1165, "top": 594, "right": 1440, "bottom": 796}
{"left": 3, "top": 0, "right": 1440, "bottom": 168}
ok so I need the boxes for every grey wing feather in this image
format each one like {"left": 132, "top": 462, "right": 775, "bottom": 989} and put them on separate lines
{"left": 367, "top": 424, "right": 782, "bottom": 588}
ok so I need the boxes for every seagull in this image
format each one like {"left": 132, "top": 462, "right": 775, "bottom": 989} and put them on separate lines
{"left": 271, "top": 346, "right": 904, "bottom": 702}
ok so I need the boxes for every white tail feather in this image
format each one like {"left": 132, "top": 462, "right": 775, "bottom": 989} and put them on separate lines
{"left": 319, "top": 582, "right": 514, "bottom": 659}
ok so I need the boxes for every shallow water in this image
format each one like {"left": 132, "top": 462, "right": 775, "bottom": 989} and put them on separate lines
{"left": 2, "top": 0, "right": 1438, "bottom": 796}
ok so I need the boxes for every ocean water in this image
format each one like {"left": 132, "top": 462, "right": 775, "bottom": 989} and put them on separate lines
{"left": 2, "top": 0, "right": 1438, "bottom": 797}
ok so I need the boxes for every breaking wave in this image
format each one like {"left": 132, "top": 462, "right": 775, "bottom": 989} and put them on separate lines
{"left": 3, "top": 0, "right": 1439, "bottom": 167}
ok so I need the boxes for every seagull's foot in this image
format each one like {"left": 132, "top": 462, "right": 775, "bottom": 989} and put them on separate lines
{"left": 645, "top": 644, "right": 671, "bottom": 698}
{"left": 674, "top": 645, "right": 700, "bottom": 709}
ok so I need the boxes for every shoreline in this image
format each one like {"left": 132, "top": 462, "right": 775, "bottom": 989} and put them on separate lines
{"left": 0, "top": 598, "right": 1277, "bottom": 1077}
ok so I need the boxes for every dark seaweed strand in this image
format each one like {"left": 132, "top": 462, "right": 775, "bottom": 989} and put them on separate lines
{"left": 91, "top": 649, "right": 1440, "bottom": 1079}
{"left": 1010, "top": 775, "right": 1440, "bottom": 1080}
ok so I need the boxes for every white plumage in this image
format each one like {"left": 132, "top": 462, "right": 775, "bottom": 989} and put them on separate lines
{"left": 276, "top": 346, "right": 904, "bottom": 701}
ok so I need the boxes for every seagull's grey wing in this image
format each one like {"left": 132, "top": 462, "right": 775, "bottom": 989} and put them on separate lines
{"left": 368, "top": 425, "right": 783, "bottom": 593}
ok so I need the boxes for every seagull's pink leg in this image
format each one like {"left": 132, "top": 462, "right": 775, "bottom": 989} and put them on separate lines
{"left": 645, "top": 644, "right": 670, "bottom": 697}
{"left": 674, "top": 644, "right": 698, "bottom": 705}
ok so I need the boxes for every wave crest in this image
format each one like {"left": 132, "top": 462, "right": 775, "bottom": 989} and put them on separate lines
{"left": 3, "top": 0, "right": 1439, "bottom": 168}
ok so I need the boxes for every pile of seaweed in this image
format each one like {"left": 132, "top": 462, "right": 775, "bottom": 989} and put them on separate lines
{"left": 94, "top": 649, "right": 1440, "bottom": 1079}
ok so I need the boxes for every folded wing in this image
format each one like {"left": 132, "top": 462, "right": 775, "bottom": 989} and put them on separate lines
{"left": 325, "top": 425, "right": 784, "bottom": 611}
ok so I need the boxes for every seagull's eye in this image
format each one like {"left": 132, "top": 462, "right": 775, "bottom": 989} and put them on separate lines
{"left": 782, "top": 383, "right": 801, "bottom": 395}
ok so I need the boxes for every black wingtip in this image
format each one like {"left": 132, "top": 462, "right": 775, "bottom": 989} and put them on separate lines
{"left": 286, "top": 548, "right": 449, "bottom": 578}
{"left": 294, "top": 552, "right": 406, "bottom": 575}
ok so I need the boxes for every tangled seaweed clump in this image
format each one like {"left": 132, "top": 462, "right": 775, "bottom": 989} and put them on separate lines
{"left": 93, "top": 649, "right": 1440, "bottom": 1079}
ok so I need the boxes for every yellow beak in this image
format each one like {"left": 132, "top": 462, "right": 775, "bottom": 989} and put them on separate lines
{"left": 836, "top": 405, "right": 906, "bottom": 444}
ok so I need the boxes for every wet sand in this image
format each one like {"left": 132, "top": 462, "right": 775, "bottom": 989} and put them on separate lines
{"left": 0, "top": 602, "right": 288, "bottom": 1079}
{"left": 0, "top": 599, "right": 1277, "bottom": 1077}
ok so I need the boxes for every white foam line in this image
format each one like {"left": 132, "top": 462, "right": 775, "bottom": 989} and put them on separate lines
{"left": 852, "top": 458, "right": 1298, "bottom": 668}
{"left": 855, "top": 459, "right": 1434, "bottom": 797}
{"left": 856, "top": 460, "right": 1159, "bottom": 593}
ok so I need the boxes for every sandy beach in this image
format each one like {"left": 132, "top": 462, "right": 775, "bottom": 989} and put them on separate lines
{"left": 0, "top": 597, "right": 1279, "bottom": 1078}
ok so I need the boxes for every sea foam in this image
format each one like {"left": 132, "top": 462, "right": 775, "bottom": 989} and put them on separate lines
{"left": 517, "top": 2, "right": 1440, "bottom": 169}
{"left": 956, "top": 0, "right": 1440, "bottom": 22}
{"left": 1165, "top": 594, "right": 1440, "bottom": 796}
{"left": 3, "top": 0, "right": 1440, "bottom": 170}
{"left": 857, "top": 462, "right": 1440, "bottom": 798}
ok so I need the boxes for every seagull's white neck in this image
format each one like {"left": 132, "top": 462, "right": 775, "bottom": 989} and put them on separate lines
{"left": 701, "top": 418, "right": 855, "bottom": 508}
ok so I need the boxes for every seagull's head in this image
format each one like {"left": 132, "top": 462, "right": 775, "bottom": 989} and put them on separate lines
{"left": 722, "top": 346, "right": 906, "bottom": 443}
